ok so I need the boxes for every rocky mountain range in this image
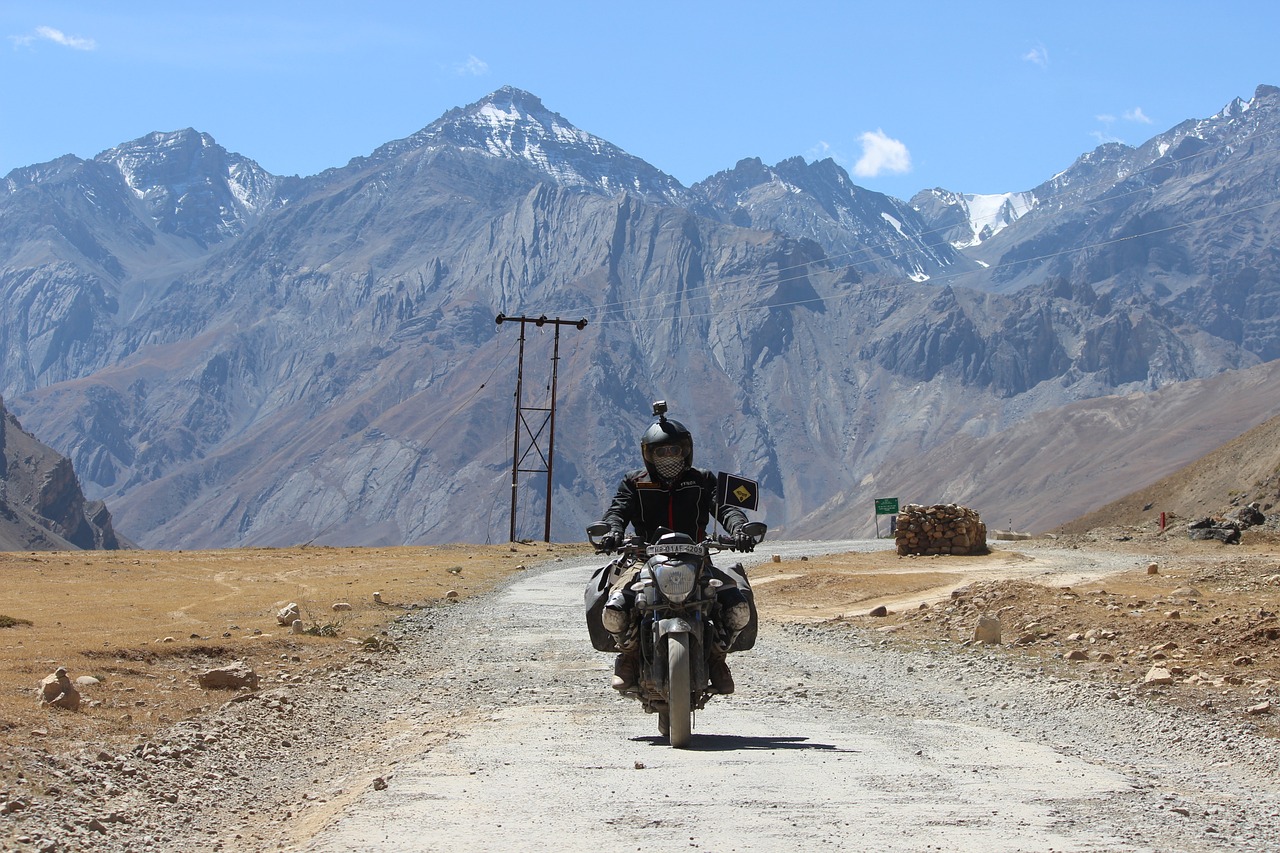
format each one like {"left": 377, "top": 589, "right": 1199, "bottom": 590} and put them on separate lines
{"left": 2, "top": 84, "right": 1279, "bottom": 548}
{"left": 0, "top": 394, "right": 122, "bottom": 550}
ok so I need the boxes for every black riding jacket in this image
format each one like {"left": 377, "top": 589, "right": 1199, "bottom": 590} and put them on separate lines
{"left": 602, "top": 467, "right": 748, "bottom": 545}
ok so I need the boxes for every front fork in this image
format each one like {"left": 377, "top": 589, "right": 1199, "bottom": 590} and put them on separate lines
{"left": 642, "top": 612, "right": 708, "bottom": 698}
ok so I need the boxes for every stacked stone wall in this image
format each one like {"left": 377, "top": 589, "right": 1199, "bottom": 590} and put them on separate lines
{"left": 895, "top": 503, "right": 988, "bottom": 556}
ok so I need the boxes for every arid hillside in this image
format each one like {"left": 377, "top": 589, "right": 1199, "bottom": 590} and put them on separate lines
{"left": 796, "top": 359, "right": 1280, "bottom": 538}
{"left": 1058, "top": 412, "right": 1280, "bottom": 534}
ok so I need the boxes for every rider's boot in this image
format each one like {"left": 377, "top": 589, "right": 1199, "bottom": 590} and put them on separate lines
{"left": 709, "top": 648, "right": 734, "bottom": 695}
{"left": 612, "top": 648, "right": 640, "bottom": 691}
{"left": 603, "top": 590, "right": 638, "bottom": 690}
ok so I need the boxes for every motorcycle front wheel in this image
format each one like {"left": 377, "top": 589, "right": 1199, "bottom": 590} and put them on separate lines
{"left": 666, "top": 633, "right": 692, "bottom": 747}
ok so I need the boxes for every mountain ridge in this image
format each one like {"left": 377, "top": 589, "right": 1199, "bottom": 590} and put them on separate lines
{"left": 2, "top": 84, "right": 1279, "bottom": 547}
{"left": 0, "top": 394, "right": 123, "bottom": 550}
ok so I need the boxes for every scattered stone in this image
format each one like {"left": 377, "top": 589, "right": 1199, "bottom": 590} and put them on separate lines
{"left": 373, "top": 592, "right": 384, "bottom": 603}
{"left": 291, "top": 620, "right": 305, "bottom": 635}
{"left": 75, "top": 675, "right": 101, "bottom": 688}
{"left": 1, "top": 798, "right": 30, "bottom": 815}
{"left": 197, "top": 662, "right": 260, "bottom": 691}
{"left": 1065, "top": 650, "right": 1089, "bottom": 662}
{"left": 1246, "top": 701, "right": 1272, "bottom": 716}
{"left": 276, "top": 602, "right": 301, "bottom": 626}
{"left": 1146, "top": 562, "right": 1159, "bottom": 575}
{"left": 868, "top": 605, "right": 888, "bottom": 617}
{"left": 1144, "top": 667, "right": 1175, "bottom": 685}
{"left": 445, "top": 590, "right": 459, "bottom": 600}
{"left": 973, "top": 616, "right": 1002, "bottom": 645}
{"left": 332, "top": 602, "right": 353, "bottom": 612}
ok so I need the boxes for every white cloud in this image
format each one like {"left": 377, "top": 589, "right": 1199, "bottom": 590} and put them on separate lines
{"left": 456, "top": 54, "right": 489, "bottom": 76}
{"left": 18, "top": 26, "right": 97, "bottom": 51}
{"left": 853, "top": 129, "right": 911, "bottom": 178}
{"left": 1090, "top": 107, "right": 1152, "bottom": 146}
{"left": 1022, "top": 43, "right": 1049, "bottom": 69}
{"left": 806, "top": 140, "right": 835, "bottom": 161}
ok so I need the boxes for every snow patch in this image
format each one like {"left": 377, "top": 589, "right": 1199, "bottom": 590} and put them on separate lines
{"left": 948, "top": 191, "right": 1036, "bottom": 248}
{"left": 880, "top": 211, "right": 906, "bottom": 236}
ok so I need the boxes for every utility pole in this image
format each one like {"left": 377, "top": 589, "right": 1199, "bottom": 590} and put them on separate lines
{"left": 495, "top": 313, "right": 587, "bottom": 542}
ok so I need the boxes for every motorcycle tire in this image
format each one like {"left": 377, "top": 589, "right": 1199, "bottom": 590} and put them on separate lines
{"left": 666, "top": 633, "right": 692, "bottom": 747}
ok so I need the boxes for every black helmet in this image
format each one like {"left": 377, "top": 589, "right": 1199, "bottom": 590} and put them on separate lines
{"left": 641, "top": 401, "right": 693, "bottom": 481}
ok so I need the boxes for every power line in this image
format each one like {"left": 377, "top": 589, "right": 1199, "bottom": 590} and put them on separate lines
{"left": 494, "top": 313, "right": 588, "bottom": 542}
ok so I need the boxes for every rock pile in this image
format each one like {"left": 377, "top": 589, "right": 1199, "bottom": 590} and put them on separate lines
{"left": 1187, "top": 502, "right": 1267, "bottom": 544}
{"left": 895, "top": 503, "right": 988, "bottom": 556}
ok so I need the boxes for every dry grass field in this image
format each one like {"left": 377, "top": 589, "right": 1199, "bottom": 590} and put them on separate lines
{"left": 0, "top": 541, "right": 583, "bottom": 773}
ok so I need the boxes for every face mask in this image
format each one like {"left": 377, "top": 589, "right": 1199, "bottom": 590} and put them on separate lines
{"left": 654, "top": 456, "right": 686, "bottom": 481}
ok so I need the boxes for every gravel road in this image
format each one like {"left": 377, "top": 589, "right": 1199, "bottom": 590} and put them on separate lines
{"left": 295, "top": 542, "right": 1280, "bottom": 853}
{"left": 9, "top": 542, "right": 1279, "bottom": 852}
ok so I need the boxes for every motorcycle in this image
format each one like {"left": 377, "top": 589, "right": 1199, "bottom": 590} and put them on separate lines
{"left": 585, "top": 520, "right": 767, "bottom": 747}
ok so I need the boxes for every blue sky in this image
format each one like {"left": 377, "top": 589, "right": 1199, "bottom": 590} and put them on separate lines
{"left": 3, "top": 2, "right": 1278, "bottom": 200}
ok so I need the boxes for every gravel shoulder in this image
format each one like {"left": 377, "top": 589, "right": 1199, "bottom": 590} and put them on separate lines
{"left": 4, "top": 538, "right": 1280, "bottom": 852}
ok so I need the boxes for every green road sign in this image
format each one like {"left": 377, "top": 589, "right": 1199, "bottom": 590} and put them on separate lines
{"left": 874, "top": 497, "right": 900, "bottom": 515}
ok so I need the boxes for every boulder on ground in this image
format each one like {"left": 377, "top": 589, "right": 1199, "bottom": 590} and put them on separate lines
{"left": 1229, "top": 503, "right": 1265, "bottom": 528}
{"left": 276, "top": 602, "right": 301, "bottom": 625}
{"left": 197, "top": 662, "right": 260, "bottom": 691}
{"left": 973, "top": 616, "right": 1002, "bottom": 644}
{"left": 39, "top": 667, "right": 80, "bottom": 711}
{"left": 1188, "top": 518, "right": 1241, "bottom": 544}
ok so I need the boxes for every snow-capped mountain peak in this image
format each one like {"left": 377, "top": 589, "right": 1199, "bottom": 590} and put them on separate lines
{"left": 370, "top": 86, "right": 691, "bottom": 204}
{"left": 910, "top": 187, "right": 1037, "bottom": 249}
{"left": 95, "top": 129, "right": 280, "bottom": 243}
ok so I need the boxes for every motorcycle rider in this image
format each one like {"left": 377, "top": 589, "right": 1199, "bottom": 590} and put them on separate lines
{"left": 596, "top": 403, "right": 757, "bottom": 694}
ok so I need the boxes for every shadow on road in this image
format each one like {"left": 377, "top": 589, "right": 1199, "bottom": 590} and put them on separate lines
{"left": 636, "top": 734, "right": 857, "bottom": 753}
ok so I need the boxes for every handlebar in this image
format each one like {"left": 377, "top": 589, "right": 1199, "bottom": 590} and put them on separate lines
{"left": 586, "top": 521, "right": 767, "bottom": 556}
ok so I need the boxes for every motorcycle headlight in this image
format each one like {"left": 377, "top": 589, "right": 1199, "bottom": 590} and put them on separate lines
{"left": 653, "top": 558, "right": 696, "bottom": 603}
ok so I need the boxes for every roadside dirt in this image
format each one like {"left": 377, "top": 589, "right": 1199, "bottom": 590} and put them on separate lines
{"left": 0, "top": 542, "right": 582, "bottom": 770}
{"left": 758, "top": 525, "right": 1280, "bottom": 737}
